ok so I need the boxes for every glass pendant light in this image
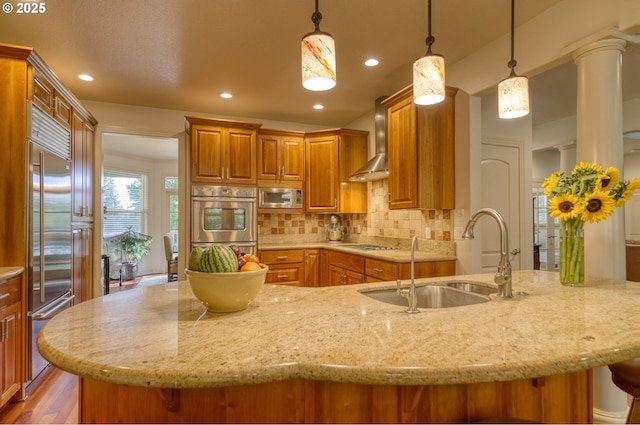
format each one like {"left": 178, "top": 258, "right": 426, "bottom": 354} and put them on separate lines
{"left": 413, "top": 0, "right": 445, "bottom": 105}
{"left": 498, "top": 0, "right": 530, "bottom": 119}
{"left": 301, "top": 0, "right": 336, "bottom": 91}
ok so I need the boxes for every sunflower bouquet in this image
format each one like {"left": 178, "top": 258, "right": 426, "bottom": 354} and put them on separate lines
{"left": 542, "top": 162, "right": 640, "bottom": 284}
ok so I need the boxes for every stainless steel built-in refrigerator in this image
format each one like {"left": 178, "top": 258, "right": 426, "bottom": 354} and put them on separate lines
{"left": 27, "top": 104, "right": 75, "bottom": 384}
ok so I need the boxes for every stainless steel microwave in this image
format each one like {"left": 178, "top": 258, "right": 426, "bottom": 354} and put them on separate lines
{"left": 258, "top": 187, "right": 303, "bottom": 209}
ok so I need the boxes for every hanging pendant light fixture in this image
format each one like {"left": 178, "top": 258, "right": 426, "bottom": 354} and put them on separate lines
{"left": 301, "top": 0, "right": 336, "bottom": 91}
{"left": 498, "top": 0, "right": 530, "bottom": 119}
{"left": 413, "top": 0, "right": 445, "bottom": 105}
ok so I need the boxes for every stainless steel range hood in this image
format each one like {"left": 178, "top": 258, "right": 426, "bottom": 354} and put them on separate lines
{"left": 348, "top": 96, "right": 389, "bottom": 181}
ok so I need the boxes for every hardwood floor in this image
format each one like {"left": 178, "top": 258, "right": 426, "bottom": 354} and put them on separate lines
{"left": 0, "top": 367, "right": 78, "bottom": 424}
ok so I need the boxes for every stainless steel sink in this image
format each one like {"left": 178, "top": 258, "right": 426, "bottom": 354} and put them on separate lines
{"left": 360, "top": 284, "right": 491, "bottom": 309}
{"left": 444, "top": 281, "right": 498, "bottom": 296}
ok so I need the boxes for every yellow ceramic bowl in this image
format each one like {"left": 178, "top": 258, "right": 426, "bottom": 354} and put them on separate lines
{"left": 185, "top": 264, "right": 268, "bottom": 312}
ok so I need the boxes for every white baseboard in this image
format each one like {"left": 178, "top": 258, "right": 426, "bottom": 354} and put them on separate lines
{"left": 593, "top": 407, "right": 628, "bottom": 424}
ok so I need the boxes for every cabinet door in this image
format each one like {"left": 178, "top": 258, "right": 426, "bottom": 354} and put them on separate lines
{"left": 226, "top": 128, "right": 256, "bottom": 184}
{"left": 328, "top": 266, "right": 363, "bottom": 286}
{"left": 72, "top": 224, "right": 93, "bottom": 303}
{"left": 53, "top": 93, "right": 72, "bottom": 129}
{"left": 257, "top": 133, "right": 280, "bottom": 180}
{"left": 191, "top": 126, "right": 225, "bottom": 182}
{"left": 417, "top": 88, "right": 456, "bottom": 210}
{"left": 280, "top": 135, "right": 304, "bottom": 181}
{"left": 72, "top": 113, "right": 94, "bottom": 219}
{"left": 305, "top": 136, "right": 338, "bottom": 212}
{"left": 387, "top": 92, "right": 418, "bottom": 209}
{"left": 0, "top": 302, "right": 21, "bottom": 407}
{"left": 304, "top": 249, "right": 319, "bottom": 287}
{"left": 32, "top": 70, "right": 53, "bottom": 114}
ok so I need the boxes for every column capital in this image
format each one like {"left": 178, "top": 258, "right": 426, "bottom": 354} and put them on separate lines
{"left": 572, "top": 38, "right": 626, "bottom": 63}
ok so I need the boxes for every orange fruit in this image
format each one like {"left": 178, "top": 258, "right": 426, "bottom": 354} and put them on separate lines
{"left": 244, "top": 253, "right": 260, "bottom": 263}
{"left": 240, "top": 262, "right": 262, "bottom": 272}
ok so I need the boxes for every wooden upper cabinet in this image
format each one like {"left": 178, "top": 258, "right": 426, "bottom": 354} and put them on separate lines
{"left": 383, "top": 85, "right": 458, "bottom": 210}
{"left": 257, "top": 129, "right": 304, "bottom": 183}
{"left": 386, "top": 91, "right": 418, "bottom": 209}
{"left": 186, "top": 117, "right": 262, "bottom": 185}
{"left": 72, "top": 112, "right": 94, "bottom": 219}
{"left": 305, "top": 129, "right": 369, "bottom": 213}
{"left": 32, "top": 69, "right": 53, "bottom": 114}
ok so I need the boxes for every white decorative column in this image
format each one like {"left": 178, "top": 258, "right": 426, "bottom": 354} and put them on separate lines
{"left": 572, "top": 38, "right": 628, "bottom": 419}
{"left": 555, "top": 143, "right": 576, "bottom": 174}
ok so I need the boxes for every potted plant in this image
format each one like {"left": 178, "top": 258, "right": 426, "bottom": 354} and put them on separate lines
{"left": 114, "top": 228, "right": 153, "bottom": 281}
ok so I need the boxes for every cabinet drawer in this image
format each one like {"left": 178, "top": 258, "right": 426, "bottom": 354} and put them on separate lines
{"left": 365, "top": 258, "right": 399, "bottom": 281}
{"left": 260, "top": 250, "right": 304, "bottom": 264}
{"left": 0, "top": 275, "right": 21, "bottom": 309}
{"left": 329, "top": 251, "right": 364, "bottom": 273}
{"left": 265, "top": 264, "right": 303, "bottom": 286}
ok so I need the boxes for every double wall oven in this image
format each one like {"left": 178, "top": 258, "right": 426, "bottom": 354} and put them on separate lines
{"left": 191, "top": 185, "right": 257, "bottom": 255}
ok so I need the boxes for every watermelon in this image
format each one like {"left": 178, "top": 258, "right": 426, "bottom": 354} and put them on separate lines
{"left": 200, "top": 244, "right": 238, "bottom": 273}
{"left": 188, "top": 247, "right": 204, "bottom": 271}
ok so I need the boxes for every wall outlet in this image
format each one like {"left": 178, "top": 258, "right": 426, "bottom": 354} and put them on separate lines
{"left": 356, "top": 224, "right": 362, "bottom": 234}
{"left": 425, "top": 227, "right": 431, "bottom": 239}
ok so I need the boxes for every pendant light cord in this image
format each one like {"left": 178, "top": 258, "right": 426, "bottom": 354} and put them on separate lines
{"left": 425, "top": 0, "right": 435, "bottom": 54}
{"left": 508, "top": 0, "right": 517, "bottom": 72}
{"left": 311, "top": 0, "right": 322, "bottom": 31}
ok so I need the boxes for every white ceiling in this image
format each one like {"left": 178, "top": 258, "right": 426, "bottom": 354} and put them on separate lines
{"left": 1, "top": 0, "right": 639, "bottom": 158}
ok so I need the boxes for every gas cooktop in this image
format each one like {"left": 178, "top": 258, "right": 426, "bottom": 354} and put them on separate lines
{"left": 345, "top": 244, "right": 399, "bottom": 251}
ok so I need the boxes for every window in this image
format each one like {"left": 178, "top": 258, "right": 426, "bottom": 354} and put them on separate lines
{"left": 165, "top": 177, "right": 179, "bottom": 250}
{"left": 103, "top": 169, "right": 148, "bottom": 238}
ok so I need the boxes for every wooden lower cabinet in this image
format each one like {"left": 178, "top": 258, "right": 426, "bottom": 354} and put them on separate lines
{"left": 260, "top": 250, "right": 304, "bottom": 286}
{"left": 79, "top": 369, "right": 592, "bottom": 423}
{"left": 0, "top": 275, "right": 22, "bottom": 408}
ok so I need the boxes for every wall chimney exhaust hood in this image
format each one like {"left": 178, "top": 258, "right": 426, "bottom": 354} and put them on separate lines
{"left": 349, "top": 96, "right": 389, "bottom": 181}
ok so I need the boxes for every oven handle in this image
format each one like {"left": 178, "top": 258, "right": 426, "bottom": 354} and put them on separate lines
{"left": 192, "top": 197, "right": 256, "bottom": 203}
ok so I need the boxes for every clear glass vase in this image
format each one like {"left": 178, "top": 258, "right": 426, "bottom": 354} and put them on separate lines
{"left": 559, "top": 221, "right": 584, "bottom": 286}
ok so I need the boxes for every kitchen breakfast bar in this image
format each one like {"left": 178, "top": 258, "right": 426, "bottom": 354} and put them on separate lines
{"left": 37, "top": 270, "right": 639, "bottom": 423}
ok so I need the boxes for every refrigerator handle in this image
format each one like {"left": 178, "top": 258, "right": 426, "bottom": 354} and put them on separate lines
{"left": 39, "top": 150, "right": 46, "bottom": 305}
{"left": 30, "top": 293, "right": 75, "bottom": 320}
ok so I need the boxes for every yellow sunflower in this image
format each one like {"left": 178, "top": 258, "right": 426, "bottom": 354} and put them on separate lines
{"left": 599, "top": 167, "right": 620, "bottom": 191}
{"left": 615, "top": 178, "right": 640, "bottom": 207}
{"left": 549, "top": 193, "right": 583, "bottom": 221}
{"left": 572, "top": 162, "right": 603, "bottom": 177}
{"left": 582, "top": 190, "right": 615, "bottom": 223}
{"left": 542, "top": 172, "right": 562, "bottom": 196}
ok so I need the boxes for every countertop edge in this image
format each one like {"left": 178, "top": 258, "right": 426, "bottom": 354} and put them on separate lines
{"left": 0, "top": 266, "right": 24, "bottom": 280}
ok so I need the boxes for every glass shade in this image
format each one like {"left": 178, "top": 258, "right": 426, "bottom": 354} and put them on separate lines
{"left": 413, "top": 54, "right": 445, "bottom": 105}
{"left": 498, "top": 74, "right": 530, "bottom": 119}
{"left": 301, "top": 31, "right": 336, "bottom": 91}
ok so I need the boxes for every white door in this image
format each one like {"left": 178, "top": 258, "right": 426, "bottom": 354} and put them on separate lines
{"left": 481, "top": 142, "right": 522, "bottom": 272}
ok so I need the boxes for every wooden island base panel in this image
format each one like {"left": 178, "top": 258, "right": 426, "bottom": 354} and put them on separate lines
{"left": 80, "top": 371, "right": 591, "bottom": 424}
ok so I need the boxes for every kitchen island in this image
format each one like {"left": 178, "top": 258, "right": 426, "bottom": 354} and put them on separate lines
{"left": 38, "top": 271, "right": 639, "bottom": 423}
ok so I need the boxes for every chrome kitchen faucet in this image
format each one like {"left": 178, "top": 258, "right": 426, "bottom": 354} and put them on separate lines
{"left": 396, "top": 236, "right": 420, "bottom": 313}
{"left": 462, "top": 208, "right": 513, "bottom": 298}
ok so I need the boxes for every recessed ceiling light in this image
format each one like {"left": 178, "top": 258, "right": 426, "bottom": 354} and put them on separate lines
{"left": 78, "top": 74, "right": 94, "bottom": 81}
{"left": 364, "top": 58, "right": 379, "bottom": 67}
{"left": 219, "top": 92, "right": 233, "bottom": 99}
{"left": 313, "top": 104, "right": 324, "bottom": 110}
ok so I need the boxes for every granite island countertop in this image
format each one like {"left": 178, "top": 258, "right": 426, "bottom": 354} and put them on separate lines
{"left": 258, "top": 241, "right": 457, "bottom": 262}
{"left": 37, "top": 270, "right": 640, "bottom": 389}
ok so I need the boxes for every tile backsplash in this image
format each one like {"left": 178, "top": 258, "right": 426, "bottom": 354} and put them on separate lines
{"left": 258, "top": 180, "right": 455, "bottom": 255}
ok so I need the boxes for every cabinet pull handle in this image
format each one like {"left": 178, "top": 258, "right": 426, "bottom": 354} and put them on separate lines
{"left": 281, "top": 166, "right": 285, "bottom": 178}
{"left": 221, "top": 167, "right": 225, "bottom": 179}
{"left": 226, "top": 168, "right": 230, "bottom": 180}
{"left": 0, "top": 293, "right": 10, "bottom": 301}
{"left": 373, "top": 268, "right": 383, "bottom": 273}
{"left": 276, "top": 256, "right": 288, "bottom": 260}
{"left": 334, "top": 198, "right": 337, "bottom": 208}
{"left": 277, "top": 274, "right": 289, "bottom": 279}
